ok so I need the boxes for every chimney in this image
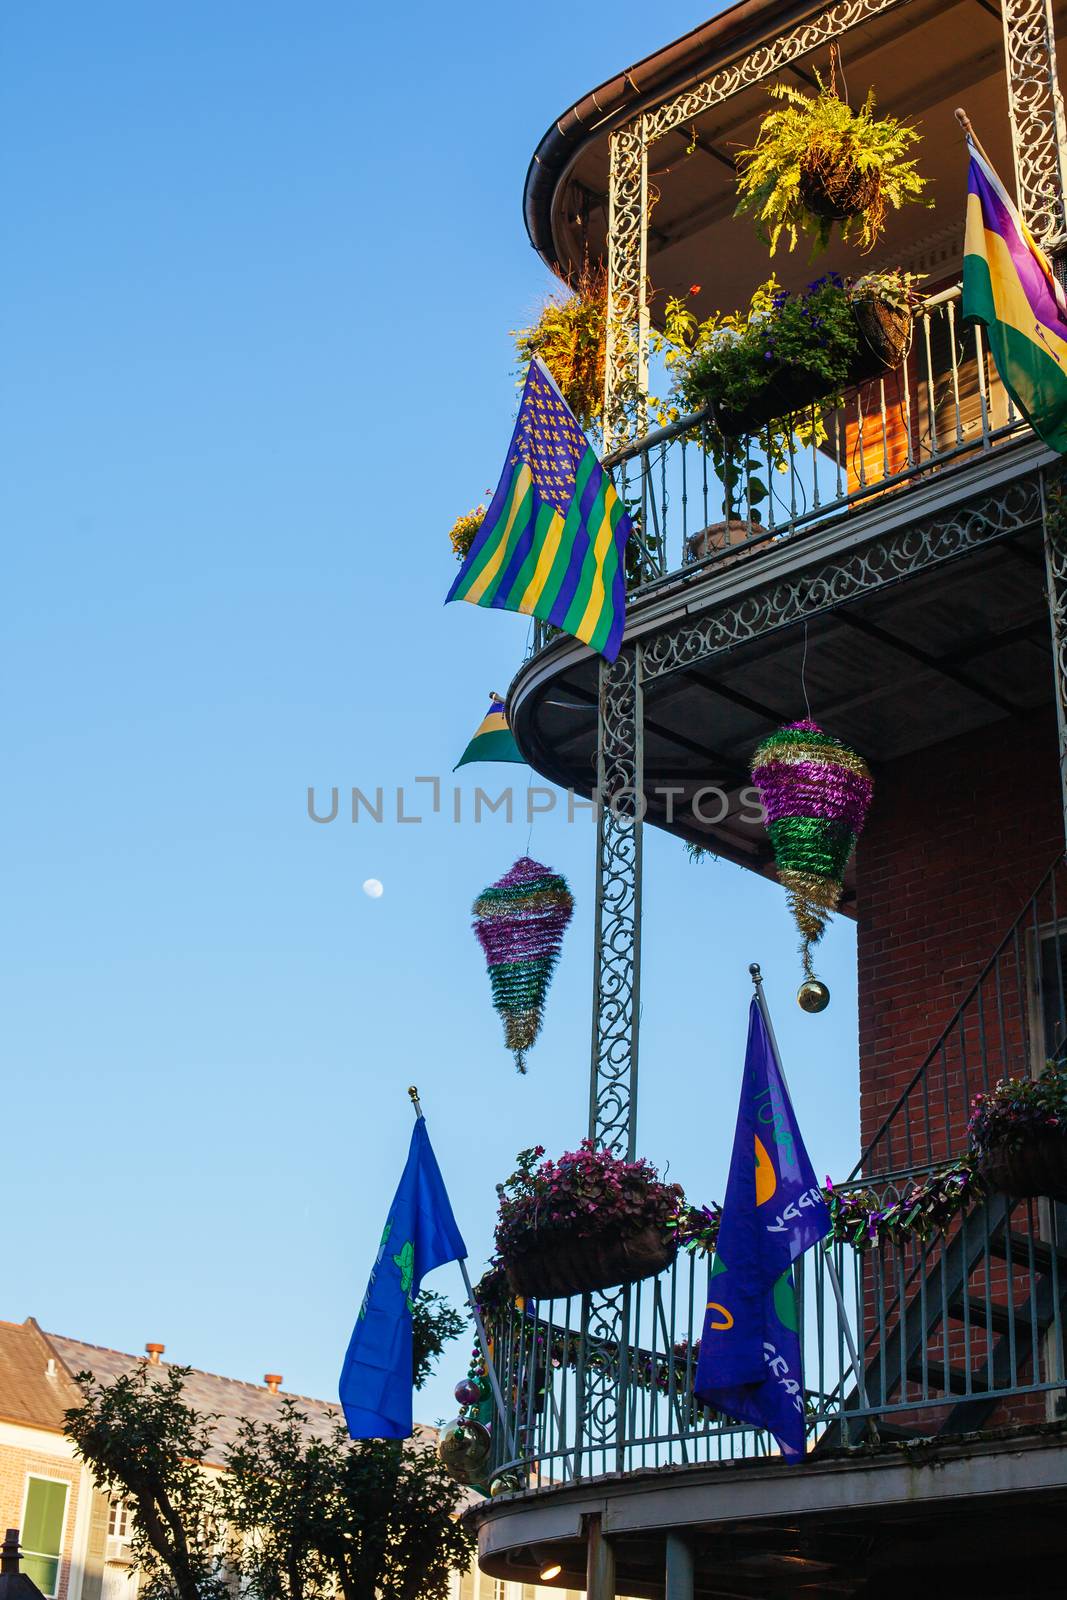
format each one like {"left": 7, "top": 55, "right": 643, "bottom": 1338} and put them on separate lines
{"left": 44, "top": 1359, "right": 56, "bottom": 1380}
{"left": 145, "top": 1344, "right": 165, "bottom": 1365}
{"left": 1, "top": 1533, "right": 19, "bottom": 1576}
{"left": 264, "top": 1374, "right": 282, "bottom": 1393}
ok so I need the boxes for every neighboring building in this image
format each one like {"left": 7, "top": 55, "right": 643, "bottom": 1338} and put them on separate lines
{"left": 465, "top": 1, "right": 1067, "bottom": 1596}
{"left": 0, "top": 1319, "right": 562, "bottom": 1600}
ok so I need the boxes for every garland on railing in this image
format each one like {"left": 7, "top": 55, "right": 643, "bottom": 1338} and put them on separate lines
{"left": 825, "top": 1160, "right": 984, "bottom": 1250}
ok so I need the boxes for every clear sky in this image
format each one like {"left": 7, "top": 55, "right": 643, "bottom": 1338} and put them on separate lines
{"left": 3, "top": 1, "right": 859, "bottom": 1430}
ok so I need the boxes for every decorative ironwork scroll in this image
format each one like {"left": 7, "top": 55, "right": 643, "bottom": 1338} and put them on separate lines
{"left": 603, "top": 121, "right": 648, "bottom": 456}
{"left": 642, "top": 474, "right": 1044, "bottom": 683}
{"left": 1042, "top": 470, "right": 1067, "bottom": 843}
{"left": 642, "top": 0, "right": 908, "bottom": 143}
{"left": 575, "top": 645, "right": 643, "bottom": 1477}
{"left": 588, "top": 644, "right": 643, "bottom": 1155}
{"left": 1001, "top": 0, "right": 1067, "bottom": 252}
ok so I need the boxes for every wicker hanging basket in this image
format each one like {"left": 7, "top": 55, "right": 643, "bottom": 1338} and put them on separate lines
{"left": 848, "top": 293, "right": 914, "bottom": 383}
{"left": 504, "top": 1225, "right": 676, "bottom": 1300}
{"left": 715, "top": 364, "right": 833, "bottom": 436}
{"left": 977, "top": 1134, "right": 1067, "bottom": 1203}
{"left": 798, "top": 154, "right": 881, "bottom": 224}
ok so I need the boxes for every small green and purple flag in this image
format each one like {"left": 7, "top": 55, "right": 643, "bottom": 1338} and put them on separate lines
{"left": 454, "top": 693, "right": 524, "bottom": 770}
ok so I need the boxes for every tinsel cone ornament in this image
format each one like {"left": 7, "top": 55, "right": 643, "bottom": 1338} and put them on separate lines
{"left": 751, "top": 720, "right": 872, "bottom": 979}
{"left": 473, "top": 856, "right": 574, "bottom": 1072}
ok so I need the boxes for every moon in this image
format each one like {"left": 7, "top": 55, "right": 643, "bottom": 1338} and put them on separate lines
{"left": 362, "top": 878, "right": 384, "bottom": 899}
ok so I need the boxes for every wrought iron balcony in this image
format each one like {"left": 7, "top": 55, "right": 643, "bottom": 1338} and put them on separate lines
{"left": 483, "top": 858, "right": 1067, "bottom": 1490}
{"left": 611, "top": 286, "right": 1029, "bottom": 598}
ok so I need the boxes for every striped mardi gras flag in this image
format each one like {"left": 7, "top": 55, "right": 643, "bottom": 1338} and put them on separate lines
{"left": 446, "top": 358, "right": 632, "bottom": 661}
{"left": 963, "top": 138, "right": 1067, "bottom": 452}
{"left": 454, "top": 694, "right": 523, "bottom": 770}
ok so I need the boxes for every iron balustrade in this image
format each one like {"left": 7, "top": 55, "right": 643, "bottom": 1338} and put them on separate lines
{"left": 485, "top": 1186, "right": 1067, "bottom": 1486}
{"left": 484, "top": 857, "right": 1067, "bottom": 1486}
{"left": 529, "top": 287, "right": 1029, "bottom": 656}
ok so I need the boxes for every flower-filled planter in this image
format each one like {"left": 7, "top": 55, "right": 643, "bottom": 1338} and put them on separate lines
{"left": 734, "top": 67, "right": 930, "bottom": 257}
{"left": 670, "top": 272, "right": 920, "bottom": 440}
{"left": 847, "top": 269, "right": 919, "bottom": 384}
{"left": 967, "top": 1061, "right": 1067, "bottom": 1202}
{"left": 512, "top": 264, "right": 607, "bottom": 435}
{"left": 494, "top": 1142, "right": 682, "bottom": 1300}
{"left": 675, "top": 275, "right": 861, "bottom": 438}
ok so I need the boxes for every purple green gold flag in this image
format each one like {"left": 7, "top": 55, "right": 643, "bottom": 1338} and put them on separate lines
{"left": 962, "top": 139, "right": 1067, "bottom": 452}
{"left": 445, "top": 359, "right": 631, "bottom": 661}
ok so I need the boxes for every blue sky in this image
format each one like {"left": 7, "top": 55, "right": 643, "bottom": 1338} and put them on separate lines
{"left": 3, "top": 1, "right": 859, "bottom": 1428}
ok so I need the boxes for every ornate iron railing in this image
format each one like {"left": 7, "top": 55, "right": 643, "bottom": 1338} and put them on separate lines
{"left": 485, "top": 860, "right": 1067, "bottom": 1487}
{"left": 485, "top": 1186, "right": 1067, "bottom": 1485}
{"left": 609, "top": 287, "right": 1029, "bottom": 595}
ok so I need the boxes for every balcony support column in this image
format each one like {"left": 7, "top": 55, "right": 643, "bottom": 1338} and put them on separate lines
{"left": 665, "top": 1533, "right": 695, "bottom": 1600}
{"left": 1041, "top": 472, "right": 1067, "bottom": 847}
{"left": 1002, "top": 0, "right": 1067, "bottom": 253}
{"left": 603, "top": 119, "right": 648, "bottom": 455}
{"left": 585, "top": 1515, "right": 616, "bottom": 1600}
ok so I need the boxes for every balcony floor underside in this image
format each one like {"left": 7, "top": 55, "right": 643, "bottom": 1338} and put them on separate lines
{"left": 509, "top": 453, "right": 1052, "bottom": 885}
{"left": 471, "top": 1422, "right": 1067, "bottom": 1598}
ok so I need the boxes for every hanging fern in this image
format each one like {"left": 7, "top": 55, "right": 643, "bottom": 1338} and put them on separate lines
{"left": 512, "top": 264, "right": 607, "bottom": 435}
{"left": 735, "top": 74, "right": 931, "bottom": 256}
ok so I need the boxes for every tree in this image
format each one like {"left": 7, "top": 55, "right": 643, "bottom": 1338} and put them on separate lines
{"left": 223, "top": 1403, "right": 473, "bottom": 1600}
{"left": 411, "top": 1291, "right": 466, "bottom": 1393}
{"left": 62, "top": 1295, "right": 471, "bottom": 1600}
{"left": 63, "top": 1364, "right": 228, "bottom": 1600}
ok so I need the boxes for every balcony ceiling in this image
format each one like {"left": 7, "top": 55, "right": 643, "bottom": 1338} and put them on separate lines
{"left": 527, "top": 0, "right": 1067, "bottom": 313}
{"left": 508, "top": 511, "right": 1053, "bottom": 883}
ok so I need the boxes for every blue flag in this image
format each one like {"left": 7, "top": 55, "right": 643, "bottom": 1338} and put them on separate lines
{"left": 340, "top": 1116, "right": 467, "bottom": 1439}
{"left": 694, "top": 997, "right": 830, "bottom": 1459}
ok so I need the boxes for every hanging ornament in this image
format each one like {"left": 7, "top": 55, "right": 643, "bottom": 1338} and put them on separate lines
{"left": 751, "top": 720, "right": 872, "bottom": 984}
{"left": 437, "top": 1418, "right": 492, "bottom": 1484}
{"left": 473, "top": 856, "right": 575, "bottom": 1072}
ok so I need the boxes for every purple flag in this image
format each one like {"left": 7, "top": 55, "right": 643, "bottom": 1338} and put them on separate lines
{"left": 694, "top": 997, "right": 830, "bottom": 1458}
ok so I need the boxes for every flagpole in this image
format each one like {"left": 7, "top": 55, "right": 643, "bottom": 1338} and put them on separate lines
{"left": 406, "top": 1087, "right": 517, "bottom": 1463}
{"left": 747, "top": 967, "right": 873, "bottom": 1425}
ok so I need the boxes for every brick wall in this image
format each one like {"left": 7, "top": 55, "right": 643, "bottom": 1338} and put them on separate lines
{"left": 856, "top": 705, "right": 1063, "bottom": 1156}
{"left": 0, "top": 1439, "right": 82, "bottom": 1600}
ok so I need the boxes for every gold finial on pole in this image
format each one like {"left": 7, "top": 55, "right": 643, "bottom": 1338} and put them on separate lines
{"left": 407, "top": 1085, "right": 423, "bottom": 1118}
{"left": 954, "top": 107, "right": 974, "bottom": 138}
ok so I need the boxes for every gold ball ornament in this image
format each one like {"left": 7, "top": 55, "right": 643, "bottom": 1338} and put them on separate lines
{"left": 797, "top": 979, "right": 831, "bottom": 1013}
{"left": 437, "top": 1419, "right": 492, "bottom": 1483}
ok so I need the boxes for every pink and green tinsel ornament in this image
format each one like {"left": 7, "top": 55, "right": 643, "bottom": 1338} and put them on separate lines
{"left": 751, "top": 720, "right": 873, "bottom": 979}
{"left": 473, "top": 856, "right": 574, "bottom": 1073}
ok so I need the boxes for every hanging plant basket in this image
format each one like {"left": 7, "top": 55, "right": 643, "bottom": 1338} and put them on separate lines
{"left": 848, "top": 292, "right": 914, "bottom": 383}
{"left": 976, "top": 1134, "right": 1067, "bottom": 1204}
{"left": 797, "top": 154, "right": 881, "bottom": 224}
{"left": 714, "top": 362, "right": 834, "bottom": 436}
{"left": 505, "top": 1224, "right": 676, "bottom": 1301}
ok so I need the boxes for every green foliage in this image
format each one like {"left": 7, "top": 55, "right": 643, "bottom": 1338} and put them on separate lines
{"left": 411, "top": 1291, "right": 466, "bottom": 1392}
{"left": 66, "top": 1363, "right": 474, "bottom": 1600}
{"left": 512, "top": 264, "right": 607, "bottom": 434}
{"left": 64, "top": 1364, "right": 229, "bottom": 1600}
{"left": 967, "top": 1060, "right": 1067, "bottom": 1158}
{"left": 735, "top": 74, "right": 930, "bottom": 256}
{"left": 223, "top": 1402, "right": 473, "bottom": 1600}
{"left": 650, "top": 276, "right": 857, "bottom": 520}
{"left": 850, "top": 268, "right": 924, "bottom": 313}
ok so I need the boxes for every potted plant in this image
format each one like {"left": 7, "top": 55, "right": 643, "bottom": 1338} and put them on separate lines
{"left": 512, "top": 263, "right": 607, "bottom": 435}
{"left": 493, "top": 1141, "right": 683, "bottom": 1299}
{"left": 734, "top": 69, "right": 930, "bottom": 257}
{"left": 848, "top": 268, "right": 922, "bottom": 381}
{"left": 967, "top": 1060, "right": 1067, "bottom": 1202}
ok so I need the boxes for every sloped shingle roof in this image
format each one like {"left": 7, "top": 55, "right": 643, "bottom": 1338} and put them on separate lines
{"left": 0, "top": 1319, "right": 81, "bottom": 1431}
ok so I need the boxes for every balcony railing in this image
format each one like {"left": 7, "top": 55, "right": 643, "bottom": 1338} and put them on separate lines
{"left": 485, "top": 861, "right": 1067, "bottom": 1487}
{"left": 528, "top": 287, "right": 1031, "bottom": 661}
{"left": 486, "top": 1188, "right": 1067, "bottom": 1486}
